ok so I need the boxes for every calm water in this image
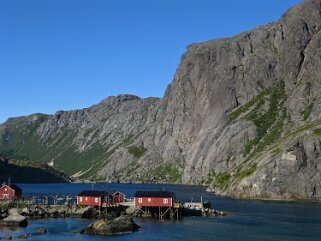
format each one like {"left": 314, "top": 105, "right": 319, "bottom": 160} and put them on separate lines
{"left": 1, "top": 183, "right": 321, "bottom": 241}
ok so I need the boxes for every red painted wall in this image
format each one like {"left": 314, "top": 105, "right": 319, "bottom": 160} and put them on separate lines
{"left": 135, "top": 197, "right": 172, "bottom": 207}
{"left": 112, "top": 193, "right": 124, "bottom": 203}
{"left": 77, "top": 196, "right": 101, "bottom": 207}
{"left": 0, "top": 185, "right": 16, "bottom": 199}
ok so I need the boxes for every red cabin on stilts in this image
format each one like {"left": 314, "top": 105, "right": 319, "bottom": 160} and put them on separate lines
{"left": 77, "top": 190, "right": 112, "bottom": 207}
{"left": 134, "top": 191, "right": 175, "bottom": 207}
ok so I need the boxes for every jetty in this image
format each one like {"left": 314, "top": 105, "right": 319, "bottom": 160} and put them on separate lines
{"left": 0, "top": 186, "right": 228, "bottom": 226}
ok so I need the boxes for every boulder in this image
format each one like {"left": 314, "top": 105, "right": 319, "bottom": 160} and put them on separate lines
{"left": 21, "top": 207, "right": 30, "bottom": 216}
{"left": 80, "top": 215, "right": 140, "bottom": 235}
{"left": 81, "top": 207, "right": 97, "bottom": 218}
{"left": 0, "top": 212, "right": 28, "bottom": 227}
{"left": 69, "top": 206, "right": 97, "bottom": 218}
{"left": 125, "top": 206, "right": 137, "bottom": 215}
{"left": 36, "top": 228, "right": 47, "bottom": 234}
{"left": 16, "top": 234, "right": 32, "bottom": 239}
{"left": 8, "top": 208, "right": 19, "bottom": 215}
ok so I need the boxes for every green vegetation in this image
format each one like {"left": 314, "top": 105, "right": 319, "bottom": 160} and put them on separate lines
{"left": 0, "top": 120, "right": 112, "bottom": 179}
{"left": 127, "top": 145, "right": 147, "bottom": 158}
{"left": 0, "top": 116, "right": 152, "bottom": 181}
{"left": 272, "top": 147, "right": 281, "bottom": 156}
{"left": 0, "top": 156, "right": 69, "bottom": 183}
{"left": 313, "top": 128, "right": 321, "bottom": 136}
{"left": 235, "top": 164, "right": 257, "bottom": 181}
{"left": 211, "top": 81, "right": 288, "bottom": 192}
{"left": 142, "top": 163, "right": 182, "bottom": 183}
{"left": 54, "top": 141, "right": 110, "bottom": 179}
{"left": 211, "top": 172, "right": 231, "bottom": 191}
{"left": 228, "top": 95, "right": 262, "bottom": 121}
{"left": 229, "top": 81, "right": 287, "bottom": 161}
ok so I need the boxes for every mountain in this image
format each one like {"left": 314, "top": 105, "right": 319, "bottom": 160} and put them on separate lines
{"left": 1, "top": 0, "right": 321, "bottom": 199}
{"left": 0, "top": 156, "right": 70, "bottom": 183}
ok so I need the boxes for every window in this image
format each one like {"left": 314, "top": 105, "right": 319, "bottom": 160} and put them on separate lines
{"left": 4, "top": 188, "right": 7, "bottom": 191}
{"left": 85, "top": 197, "right": 88, "bottom": 201}
{"left": 148, "top": 198, "right": 151, "bottom": 202}
{"left": 80, "top": 197, "right": 83, "bottom": 202}
{"left": 138, "top": 198, "right": 143, "bottom": 203}
{"left": 95, "top": 198, "right": 99, "bottom": 203}
{"left": 163, "top": 198, "right": 168, "bottom": 204}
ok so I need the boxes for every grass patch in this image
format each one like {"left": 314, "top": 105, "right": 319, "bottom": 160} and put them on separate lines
{"left": 141, "top": 163, "right": 182, "bottom": 183}
{"left": 228, "top": 94, "right": 263, "bottom": 121}
{"left": 127, "top": 145, "right": 147, "bottom": 158}
{"left": 235, "top": 164, "right": 257, "bottom": 181}
{"left": 211, "top": 172, "right": 231, "bottom": 191}
{"left": 313, "top": 128, "right": 321, "bottom": 136}
{"left": 230, "top": 81, "right": 287, "bottom": 160}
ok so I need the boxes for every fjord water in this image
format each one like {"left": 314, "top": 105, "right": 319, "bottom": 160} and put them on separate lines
{"left": 1, "top": 183, "right": 321, "bottom": 241}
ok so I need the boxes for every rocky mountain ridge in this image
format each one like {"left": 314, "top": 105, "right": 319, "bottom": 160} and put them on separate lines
{"left": 1, "top": 0, "right": 321, "bottom": 199}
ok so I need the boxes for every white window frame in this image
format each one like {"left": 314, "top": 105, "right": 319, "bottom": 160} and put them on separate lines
{"left": 163, "top": 198, "right": 168, "bottom": 204}
{"left": 138, "top": 198, "right": 143, "bottom": 203}
{"left": 80, "top": 197, "right": 83, "bottom": 202}
{"left": 95, "top": 197, "right": 99, "bottom": 203}
{"left": 85, "top": 197, "right": 88, "bottom": 201}
{"left": 148, "top": 198, "right": 151, "bottom": 202}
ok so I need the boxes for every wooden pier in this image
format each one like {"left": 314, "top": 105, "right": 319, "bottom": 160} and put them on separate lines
{"left": 135, "top": 202, "right": 183, "bottom": 220}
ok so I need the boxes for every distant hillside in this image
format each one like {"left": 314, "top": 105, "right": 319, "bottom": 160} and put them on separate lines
{"left": 1, "top": 0, "right": 321, "bottom": 200}
{"left": 0, "top": 155, "right": 70, "bottom": 183}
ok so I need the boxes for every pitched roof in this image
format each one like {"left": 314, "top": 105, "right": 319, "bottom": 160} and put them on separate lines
{"left": 134, "top": 191, "right": 175, "bottom": 198}
{"left": 77, "top": 190, "right": 108, "bottom": 197}
{"left": 112, "top": 191, "right": 125, "bottom": 196}
{"left": 1, "top": 184, "right": 22, "bottom": 192}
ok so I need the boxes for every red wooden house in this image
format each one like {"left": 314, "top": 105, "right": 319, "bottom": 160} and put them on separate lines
{"left": 112, "top": 191, "right": 125, "bottom": 204}
{"left": 0, "top": 184, "right": 22, "bottom": 200}
{"left": 77, "top": 190, "right": 112, "bottom": 207}
{"left": 134, "top": 191, "right": 175, "bottom": 207}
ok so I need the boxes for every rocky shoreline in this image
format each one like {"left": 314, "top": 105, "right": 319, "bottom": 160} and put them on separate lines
{"left": 0, "top": 203, "right": 228, "bottom": 238}
{"left": 0, "top": 205, "right": 140, "bottom": 238}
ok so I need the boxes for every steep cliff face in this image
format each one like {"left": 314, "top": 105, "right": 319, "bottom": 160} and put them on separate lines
{"left": 1, "top": 0, "right": 321, "bottom": 199}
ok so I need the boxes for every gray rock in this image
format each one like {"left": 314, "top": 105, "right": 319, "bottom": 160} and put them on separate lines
{"left": 80, "top": 215, "right": 140, "bottom": 235}
{"left": 36, "top": 228, "right": 47, "bottom": 234}
{"left": 16, "top": 234, "right": 32, "bottom": 239}
{"left": 1, "top": 212, "right": 28, "bottom": 227}
{"left": 81, "top": 207, "right": 97, "bottom": 218}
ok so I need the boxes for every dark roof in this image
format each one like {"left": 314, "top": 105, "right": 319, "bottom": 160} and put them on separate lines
{"left": 134, "top": 191, "right": 175, "bottom": 198}
{"left": 1, "top": 184, "right": 22, "bottom": 192}
{"left": 78, "top": 190, "right": 108, "bottom": 197}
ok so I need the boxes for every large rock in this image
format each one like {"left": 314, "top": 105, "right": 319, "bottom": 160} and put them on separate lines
{"left": 1, "top": 210, "right": 28, "bottom": 227}
{"left": 80, "top": 215, "right": 140, "bottom": 236}
{"left": 68, "top": 206, "right": 97, "bottom": 218}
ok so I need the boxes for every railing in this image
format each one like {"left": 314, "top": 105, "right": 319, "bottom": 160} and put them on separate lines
{"left": 0, "top": 195, "right": 78, "bottom": 207}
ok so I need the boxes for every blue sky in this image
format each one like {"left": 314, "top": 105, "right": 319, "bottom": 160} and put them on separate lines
{"left": 0, "top": 0, "right": 302, "bottom": 123}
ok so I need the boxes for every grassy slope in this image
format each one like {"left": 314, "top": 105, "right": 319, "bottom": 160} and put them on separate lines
{"left": 0, "top": 156, "right": 70, "bottom": 183}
